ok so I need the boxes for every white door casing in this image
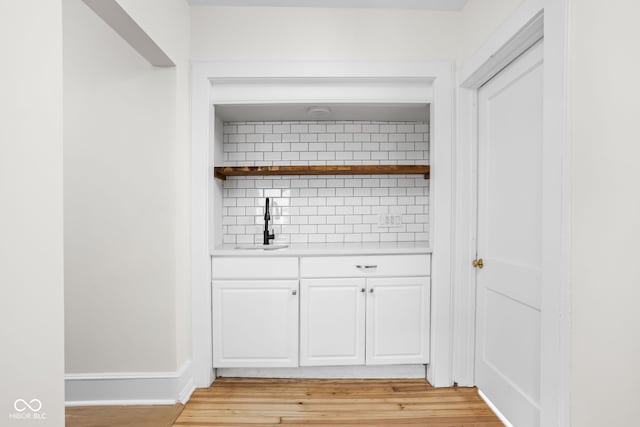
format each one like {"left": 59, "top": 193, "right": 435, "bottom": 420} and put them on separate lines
{"left": 475, "top": 41, "right": 544, "bottom": 427}
{"left": 300, "top": 278, "right": 366, "bottom": 366}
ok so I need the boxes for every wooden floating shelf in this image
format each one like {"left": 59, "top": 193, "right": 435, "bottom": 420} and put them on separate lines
{"left": 214, "top": 165, "right": 430, "bottom": 180}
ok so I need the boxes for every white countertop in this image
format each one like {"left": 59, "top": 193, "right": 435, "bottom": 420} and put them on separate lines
{"left": 211, "top": 241, "right": 431, "bottom": 257}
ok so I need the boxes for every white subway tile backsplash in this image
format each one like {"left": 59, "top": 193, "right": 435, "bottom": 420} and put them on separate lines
{"left": 263, "top": 134, "right": 281, "bottom": 143}
{"left": 264, "top": 152, "right": 282, "bottom": 161}
{"left": 327, "top": 233, "right": 345, "bottom": 243}
{"left": 246, "top": 133, "right": 264, "bottom": 144}
{"left": 273, "top": 124, "right": 290, "bottom": 133}
{"left": 254, "top": 124, "right": 273, "bottom": 133}
{"left": 344, "top": 124, "right": 362, "bottom": 133}
{"left": 300, "top": 133, "right": 318, "bottom": 143}
{"left": 228, "top": 134, "right": 246, "bottom": 143}
{"left": 336, "top": 152, "right": 354, "bottom": 160}
{"left": 237, "top": 124, "right": 255, "bottom": 134}
{"left": 336, "top": 224, "right": 354, "bottom": 234}
{"left": 336, "top": 133, "right": 354, "bottom": 142}
{"left": 221, "top": 120, "right": 429, "bottom": 245}
{"left": 282, "top": 133, "right": 300, "bottom": 143}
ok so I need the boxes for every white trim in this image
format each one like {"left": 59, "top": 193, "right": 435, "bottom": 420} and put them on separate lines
{"left": 191, "top": 60, "right": 455, "bottom": 388}
{"left": 540, "top": 0, "right": 572, "bottom": 426}
{"left": 451, "top": 85, "right": 478, "bottom": 387}
{"left": 191, "top": 64, "right": 215, "bottom": 389}
{"left": 453, "top": 0, "right": 544, "bottom": 389}
{"left": 426, "top": 63, "right": 455, "bottom": 388}
{"left": 478, "top": 389, "right": 515, "bottom": 427}
{"left": 459, "top": 0, "right": 544, "bottom": 87}
{"left": 210, "top": 77, "right": 434, "bottom": 105}
{"left": 64, "top": 360, "right": 195, "bottom": 406}
{"left": 460, "top": 11, "right": 543, "bottom": 89}
{"left": 454, "top": 0, "right": 571, "bottom": 425}
{"left": 217, "top": 365, "right": 426, "bottom": 379}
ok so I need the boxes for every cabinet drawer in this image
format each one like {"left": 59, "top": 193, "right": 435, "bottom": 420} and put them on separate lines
{"left": 300, "top": 254, "right": 430, "bottom": 278}
{"left": 212, "top": 257, "right": 298, "bottom": 279}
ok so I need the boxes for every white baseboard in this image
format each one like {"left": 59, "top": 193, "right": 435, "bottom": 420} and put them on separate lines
{"left": 217, "top": 364, "right": 426, "bottom": 379}
{"left": 65, "top": 360, "right": 196, "bottom": 406}
{"left": 478, "top": 389, "right": 514, "bottom": 427}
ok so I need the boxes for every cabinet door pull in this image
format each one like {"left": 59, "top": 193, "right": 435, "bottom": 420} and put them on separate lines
{"left": 292, "top": 289, "right": 297, "bottom": 296}
{"left": 360, "top": 288, "right": 366, "bottom": 293}
{"left": 369, "top": 288, "right": 374, "bottom": 293}
{"left": 356, "top": 265, "right": 378, "bottom": 269}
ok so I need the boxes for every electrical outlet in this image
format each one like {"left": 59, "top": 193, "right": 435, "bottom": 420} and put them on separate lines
{"left": 379, "top": 213, "right": 402, "bottom": 228}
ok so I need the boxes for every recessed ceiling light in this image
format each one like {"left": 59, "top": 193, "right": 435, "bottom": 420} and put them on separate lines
{"left": 307, "top": 106, "right": 331, "bottom": 118}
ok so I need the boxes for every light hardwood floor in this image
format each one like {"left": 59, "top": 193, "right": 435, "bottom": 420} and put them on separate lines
{"left": 66, "top": 403, "right": 183, "bottom": 427}
{"left": 173, "top": 378, "right": 503, "bottom": 426}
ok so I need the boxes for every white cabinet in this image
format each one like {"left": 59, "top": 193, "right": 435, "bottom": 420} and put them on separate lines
{"left": 212, "top": 253, "right": 431, "bottom": 369}
{"left": 300, "top": 254, "right": 430, "bottom": 278}
{"left": 300, "top": 270, "right": 430, "bottom": 367}
{"left": 300, "top": 278, "right": 366, "bottom": 366}
{"left": 212, "top": 280, "right": 299, "bottom": 368}
{"left": 212, "top": 257, "right": 298, "bottom": 280}
{"left": 366, "top": 277, "right": 430, "bottom": 365}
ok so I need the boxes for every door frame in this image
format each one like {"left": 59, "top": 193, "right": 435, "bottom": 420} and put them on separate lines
{"left": 190, "top": 61, "right": 456, "bottom": 388}
{"left": 453, "top": 0, "right": 571, "bottom": 426}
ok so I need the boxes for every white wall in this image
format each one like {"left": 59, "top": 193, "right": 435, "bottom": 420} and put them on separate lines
{"left": 120, "top": 0, "right": 193, "bottom": 369}
{"left": 190, "top": 2, "right": 523, "bottom": 63}
{"left": 112, "top": 0, "right": 192, "bottom": 367}
{"left": 457, "top": 0, "right": 524, "bottom": 61}
{"left": 570, "top": 1, "right": 640, "bottom": 425}
{"left": 63, "top": 0, "right": 190, "bottom": 374}
{"left": 117, "top": 0, "right": 194, "bottom": 376}
{"left": 191, "top": 6, "right": 460, "bottom": 61}
{"left": 0, "top": 1, "right": 65, "bottom": 425}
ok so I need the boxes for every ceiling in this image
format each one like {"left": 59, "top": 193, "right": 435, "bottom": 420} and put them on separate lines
{"left": 215, "top": 103, "right": 430, "bottom": 122}
{"left": 188, "top": 0, "right": 468, "bottom": 11}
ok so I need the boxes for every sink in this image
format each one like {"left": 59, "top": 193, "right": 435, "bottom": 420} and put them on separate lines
{"left": 233, "top": 244, "right": 289, "bottom": 250}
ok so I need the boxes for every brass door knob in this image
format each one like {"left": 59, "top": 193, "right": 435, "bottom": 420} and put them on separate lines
{"left": 472, "top": 258, "right": 484, "bottom": 269}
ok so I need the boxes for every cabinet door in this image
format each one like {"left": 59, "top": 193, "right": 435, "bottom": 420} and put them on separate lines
{"left": 366, "top": 277, "right": 430, "bottom": 365}
{"left": 212, "top": 280, "right": 298, "bottom": 368}
{"left": 300, "top": 278, "right": 366, "bottom": 366}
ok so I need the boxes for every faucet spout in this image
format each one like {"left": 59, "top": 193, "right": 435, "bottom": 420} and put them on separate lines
{"left": 263, "top": 197, "right": 275, "bottom": 245}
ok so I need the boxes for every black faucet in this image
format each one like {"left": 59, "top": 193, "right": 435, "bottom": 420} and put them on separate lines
{"left": 263, "top": 197, "right": 275, "bottom": 245}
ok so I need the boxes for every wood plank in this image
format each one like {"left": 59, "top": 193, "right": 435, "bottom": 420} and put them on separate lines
{"left": 213, "top": 165, "right": 430, "bottom": 180}
{"left": 172, "top": 378, "right": 502, "bottom": 426}
{"left": 66, "top": 403, "right": 183, "bottom": 427}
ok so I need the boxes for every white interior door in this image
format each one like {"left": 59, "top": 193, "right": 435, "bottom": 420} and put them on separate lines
{"left": 475, "top": 41, "right": 543, "bottom": 427}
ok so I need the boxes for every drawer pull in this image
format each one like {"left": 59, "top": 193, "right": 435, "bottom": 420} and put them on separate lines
{"left": 356, "top": 265, "right": 378, "bottom": 269}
